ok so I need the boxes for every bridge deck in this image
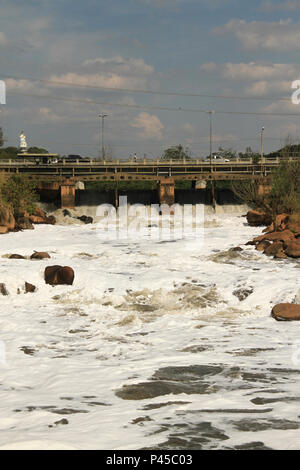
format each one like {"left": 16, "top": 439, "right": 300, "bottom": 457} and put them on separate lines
{"left": 0, "top": 158, "right": 287, "bottom": 182}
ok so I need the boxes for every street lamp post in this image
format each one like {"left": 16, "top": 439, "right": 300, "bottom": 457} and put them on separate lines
{"left": 260, "top": 126, "right": 265, "bottom": 163}
{"left": 207, "top": 110, "right": 215, "bottom": 166}
{"left": 99, "top": 113, "right": 108, "bottom": 159}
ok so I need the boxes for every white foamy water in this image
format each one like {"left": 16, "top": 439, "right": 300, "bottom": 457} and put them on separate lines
{"left": 0, "top": 208, "right": 300, "bottom": 450}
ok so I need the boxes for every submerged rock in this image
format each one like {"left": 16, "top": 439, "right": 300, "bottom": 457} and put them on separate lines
{"left": 77, "top": 215, "right": 93, "bottom": 224}
{"left": 0, "top": 283, "right": 9, "bottom": 296}
{"left": 30, "top": 252, "right": 51, "bottom": 260}
{"left": 233, "top": 287, "right": 253, "bottom": 301}
{"left": 9, "top": 254, "right": 26, "bottom": 259}
{"left": 25, "top": 282, "right": 36, "bottom": 293}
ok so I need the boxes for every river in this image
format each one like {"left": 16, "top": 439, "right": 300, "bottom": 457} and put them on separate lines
{"left": 0, "top": 204, "right": 299, "bottom": 450}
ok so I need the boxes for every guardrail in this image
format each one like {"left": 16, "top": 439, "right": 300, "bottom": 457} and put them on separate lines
{"left": 0, "top": 157, "right": 297, "bottom": 166}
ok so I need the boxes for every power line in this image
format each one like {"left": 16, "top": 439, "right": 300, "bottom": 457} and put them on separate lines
{"left": 7, "top": 89, "right": 300, "bottom": 117}
{"left": 2, "top": 73, "right": 291, "bottom": 102}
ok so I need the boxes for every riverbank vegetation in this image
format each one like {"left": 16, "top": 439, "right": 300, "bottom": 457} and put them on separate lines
{"left": 231, "top": 160, "right": 300, "bottom": 224}
{"left": 0, "top": 174, "right": 39, "bottom": 217}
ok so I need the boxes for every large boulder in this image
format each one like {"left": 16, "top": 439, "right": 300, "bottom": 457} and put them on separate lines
{"left": 263, "top": 241, "right": 284, "bottom": 257}
{"left": 256, "top": 240, "right": 271, "bottom": 252}
{"left": 246, "top": 210, "right": 272, "bottom": 227}
{"left": 29, "top": 208, "right": 56, "bottom": 225}
{"left": 30, "top": 251, "right": 51, "bottom": 260}
{"left": 284, "top": 240, "right": 300, "bottom": 258}
{"left": 44, "top": 266, "right": 74, "bottom": 286}
{"left": 263, "top": 230, "right": 295, "bottom": 243}
{"left": 272, "top": 303, "right": 300, "bottom": 321}
{"left": 0, "top": 206, "right": 15, "bottom": 233}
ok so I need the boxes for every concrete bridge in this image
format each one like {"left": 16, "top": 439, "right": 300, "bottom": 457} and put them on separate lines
{"left": 0, "top": 158, "right": 286, "bottom": 208}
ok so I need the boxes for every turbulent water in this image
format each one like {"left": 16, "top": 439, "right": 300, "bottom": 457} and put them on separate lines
{"left": 0, "top": 205, "right": 300, "bottom": 450}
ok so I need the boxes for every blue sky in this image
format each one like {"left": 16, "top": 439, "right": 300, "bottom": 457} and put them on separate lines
{"left": 1, "top": 0, "right": 300, "bottom": 157}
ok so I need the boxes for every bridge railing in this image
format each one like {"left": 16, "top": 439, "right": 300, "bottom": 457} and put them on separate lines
{"left": 0, "top": 156, "right": 298, "bottom": 166}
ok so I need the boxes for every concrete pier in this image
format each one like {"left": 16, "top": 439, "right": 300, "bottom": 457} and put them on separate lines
{"left": 158, "top": 177, "right": 175, "bottom": 206}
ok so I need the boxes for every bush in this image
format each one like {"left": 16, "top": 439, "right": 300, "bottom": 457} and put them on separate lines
{"left": 0, "top": 175, "right": 39, "bottom": 217}
{"left": 231, "top": 160, "right": 300, "bottom": 224}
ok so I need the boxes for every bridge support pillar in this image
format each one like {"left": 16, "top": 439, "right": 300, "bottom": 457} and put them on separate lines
{"left": 211, "top": 181, "right": 216, "bottom": 209}
{"left": 61, "top": 183, "right": 76, "bottom": 209}
{"left": 158, "top": 177, "right": 175, "bottom": 206}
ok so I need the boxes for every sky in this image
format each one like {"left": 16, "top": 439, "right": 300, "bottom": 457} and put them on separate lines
{"left": 1, "top": 0, "right": 300, "bottom": 158}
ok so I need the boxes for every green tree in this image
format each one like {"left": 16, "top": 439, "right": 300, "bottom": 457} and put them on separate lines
{"left": 27, "top": 147, "right": 48, "bottom": 154}
{"left": 231, "top": 160, "right": 300, "bottom": 226}
{"left": 1, "top": 175, "right": 39, "bottom": 216}
{"left": 0, "top": 128, "right": 3, "bottom": 147}
{"left": 0, "top": 147, "right": 18, "bottom": 159}
{"left": 161, "top": 145, "right": 191, "bottom": 161}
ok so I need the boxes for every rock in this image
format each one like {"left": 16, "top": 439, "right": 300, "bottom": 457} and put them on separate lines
{"left": 0, "top": 226, "right": 9, "bottom": 235}
{"left": 45, "top": 215, "right": 56, "bottom": 225}
{"left": 77, "top": 215, "right": 93, "bottom": 224}
{"left": 0, "top": 206, "right": 15, "bottom": 232}
{"left": 30, "top": 251, "right": 51, "bottom": 260}
{"left": 231, "top": 247, "right": 243, "bottom": 252}
{"left": 263, "top": 230, "right": 295, "bottom": 243}
{"left": 286, "top": 215, "right": 300, "bottom": 237}
{"left": 63, "top": 209, "right": 72, "bottom": 217}
{"left": 275, "top": 214, "right": 290, "bottom": 231}
{"left": 263, "top": 241, "right": 284, "bottom": 257}
{"left": 44, "top": 266, "right": 74, "bottom": 286}
{"left": 272, "top": 303, "right": 300, "bottom": 321}
{"left": 29, "top": 209, "right": 56, "bottom": 225}
{"left": 29, "top": 215, "right": 46, "bottom": 224}
{"left": 246, "top": 210, "right": 272, "bottom": 227}
{"left": 233, "top": 287, "right": 253, "bottom": 301}
{"left": 16, "top": 217, "right": 34, "bottom": 231}
{"left": 36, "top": 207, "right": 46, "bottom": 219}
{"left": 274, "top": 249, "right": 287, "bottom": 259}
{"left": 256, "top": 240, "right": 271, "bottom": 252}
{"left": 0, "top": 283, "right": 9, "bottom": 296}
{"left": 262, "top": 224, "right": 274, "bottom": 233}
{"left": 245, "top": 240, "right": 257, "bottom": 246}
{"left": 25, "top": 282, "right": 36, "bottom": 293}
{"left": 284, "top": 240, "right": 300, "bottom": 258}
{"left": 9, "top": 254, "right": 26, "bottom": 259}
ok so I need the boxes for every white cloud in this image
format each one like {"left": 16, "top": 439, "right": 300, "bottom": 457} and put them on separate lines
{"left": 260, "top": 1, "right": 300, "bottom": 11}
{"left": 48, "top": 56, "right": 157, "bottom": 92}
{"left": 214, "top": 19, "right": 300, "bottom": 51}
{"left": 0, "top": 32, "right": 8, "bottom": 46}
{"left": 83, "top": 56, "right": 154, "bottom": 76}
{"left": 201, "top": 61, "right": 299, "bottom": 98}
{"left": 131, "top": 112, "right": 164, "bottom": 139}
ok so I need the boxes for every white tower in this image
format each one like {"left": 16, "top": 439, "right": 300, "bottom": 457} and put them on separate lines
{"left": 19, "top": 130, "right": 28, "bottom": 153}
